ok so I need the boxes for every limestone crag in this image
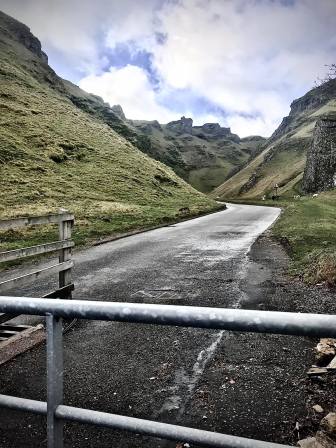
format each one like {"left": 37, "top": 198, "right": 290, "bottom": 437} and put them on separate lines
{"left": 303, "top": 115, "right": 336, "bottom": 193}
{"left": 166, "top": 116, "right": 193, "bottom": 134}
{"left": 269, "top": 79, "right": 336, "bottom": 145}
{"left": 128, "top": 114, "right": 265, "bottom": 192}
{"left": 213, "top": 78, "right": 336, "bottom": 199}
{"left": 0, "top": 11, "right": 48, "bottom": 63}
{"left": 193, "top": 123, "right": 239, "bottom": 141}
{"left": 111, "top": 104, "right": 126, "bottom": 120}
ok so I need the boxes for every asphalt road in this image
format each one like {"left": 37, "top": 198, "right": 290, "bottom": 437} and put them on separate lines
{"left": 1, "top": 202, "right": 315, "bottom": 448}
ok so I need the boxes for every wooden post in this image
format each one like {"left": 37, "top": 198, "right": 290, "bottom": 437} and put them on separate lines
{"left": 58, "top": 215, "right": 73, "bottom": 299}
{"left": 274, "top": 183, "right": 279, "bottom": 197}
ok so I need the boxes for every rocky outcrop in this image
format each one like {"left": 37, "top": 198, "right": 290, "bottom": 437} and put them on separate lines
{"left": 291, "top": 79, "right": 336, "bottom": 115}
{"left": 193, "top": 123, "right": 240, "bottom": 141}
{"left": 268, "top": 79, "right": 336, "bottom": 145}
{"left": 214, "top": 76, "right": 336, "bottom": 199}
{"left": 130, "top": 114, "right": 265, "bottom": 192}
{"left": 134, "top": 120, "right": 162, "bottom": 134}
{"left": 197, "top": 123, "right": 231, "bottom": 136}
{"left": 166, "top": 116, "right": 193, "bottom": 134}
{"left": 303, "top": 115, "right": 336, "bottom": 193}
{"left": 111, "top": 104, "right": 126, "bottom": 120}
{"left": 0, "top": 11, "right": 48, "bottom": 63}
{"left": 239, "top": 171, "right": 260, "bottom": 194}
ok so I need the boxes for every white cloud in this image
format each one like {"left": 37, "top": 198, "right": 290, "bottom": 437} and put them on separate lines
{"left": 226, "top": 115, "right": 278, "bottom": 138}
{"left": 0, "top": 0, "right": 160, "bottom": 73}
{"left": 148, "top": 0, "right": 336, "bottom": 135}
{"left": 2, "top": 0, "right": 336, "bottom": 136}
{"left": 79, "top": 65, "right": 176, "bottom": 122}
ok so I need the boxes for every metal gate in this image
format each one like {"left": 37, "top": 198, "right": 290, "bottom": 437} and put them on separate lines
{"left": 0, "top": 297, "right": 335, "bottom": 448}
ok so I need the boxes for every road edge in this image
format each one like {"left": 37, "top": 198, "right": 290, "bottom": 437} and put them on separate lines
{"left": 91, "top": 203, "right": 227, "bottom": 247}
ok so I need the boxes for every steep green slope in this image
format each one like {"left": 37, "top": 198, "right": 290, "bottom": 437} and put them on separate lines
{"left": 0, "top": 11, "right": 219, "bottom": 250}
{"left": 213, "top": 79, "right": 336, "bottom": 199}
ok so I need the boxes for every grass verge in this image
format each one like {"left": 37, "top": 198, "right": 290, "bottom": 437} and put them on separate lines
{"left": 226, "top": 193, "right": 336, "bottom": 285}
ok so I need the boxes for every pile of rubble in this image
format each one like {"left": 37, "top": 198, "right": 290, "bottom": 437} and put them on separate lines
{"left": 299, "top": 338, "right": 336, "bottom": 447}
{"left": 307, "top": 339, "right": 336, "bottom": 377}
{"left": 298, "top": 413, "right": 336, "bottom": 447}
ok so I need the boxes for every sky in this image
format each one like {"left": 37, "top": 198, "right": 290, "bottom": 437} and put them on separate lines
{"left": 1, "top": 0, "right": 336, "bottom": 137}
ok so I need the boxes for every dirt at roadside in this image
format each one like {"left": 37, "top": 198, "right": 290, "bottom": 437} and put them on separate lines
{"left": 180, "top": 233, "right": 336, "bottom": 447}
{"left": 248, "top": 234, "right": 336, "bottom": 444}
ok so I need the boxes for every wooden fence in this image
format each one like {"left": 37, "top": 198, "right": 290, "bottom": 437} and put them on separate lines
{"left": 0, "top": 212, "right": 75, "bottom": 324}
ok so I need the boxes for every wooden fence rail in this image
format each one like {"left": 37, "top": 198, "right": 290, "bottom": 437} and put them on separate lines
{"left": 0, "top": 241, "right": 74, "bottom": 263}
{"left": 0, "top": 261, "right": 74, "bottom": 294}
{"left": 0, "top": 212, "right": 74, "bottom": 324}
{"left": 0, "top": 213, "right": 74, "bottom": 231}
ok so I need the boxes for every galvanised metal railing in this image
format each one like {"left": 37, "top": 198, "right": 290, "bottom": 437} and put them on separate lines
{"left": 1, "top": 297, "right": 336, "bottom": 448}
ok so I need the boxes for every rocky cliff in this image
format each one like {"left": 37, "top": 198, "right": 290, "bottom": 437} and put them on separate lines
{"left": 213, "top": 78, "right": 336, "bottom": 199}
{"left": 303, "top": 115, "right": 336, "bottom": 193}
{"left": 166, "top": 116, "right": 193, "bottom": 134}
{"left": 0, "top": 10, "right": 48, "bottom": 63}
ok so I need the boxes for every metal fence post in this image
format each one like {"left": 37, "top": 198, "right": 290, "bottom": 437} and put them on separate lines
{"left": 58, "top": 214, "right": 73, "bottom": 299}
{"left": 47, "top": 314, "right": 64, "bottom": 448}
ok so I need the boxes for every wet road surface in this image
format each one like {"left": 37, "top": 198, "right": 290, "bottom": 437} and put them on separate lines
{"left": 1, "top": 203, "right": 312, "bottom": 448}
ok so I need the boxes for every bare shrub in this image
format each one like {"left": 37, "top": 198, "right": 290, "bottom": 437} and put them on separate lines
{"left": 315, "top": 64, "right": 336, "bottom": 87}
{"left": 304, "top": 250, "right": 336, "bottom": 286}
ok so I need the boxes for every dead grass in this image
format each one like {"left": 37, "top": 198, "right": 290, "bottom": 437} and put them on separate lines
{"left": 303, "top": 250, "right": 336, "bottom": 286}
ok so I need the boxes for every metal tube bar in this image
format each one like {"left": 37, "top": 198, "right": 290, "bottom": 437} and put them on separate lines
{"left": 0, "top": 395, "right": 47, "bottom": 414}
{"left": 56, "top": 405, "right": 291, "bottom": 448}
{"left": 57, "top": 405, "right": 290, "bottom": 448}
{"left": 0, "top": 297, "right": 336, "bottom": 337}
{"left": 0, "top": 395, "right": 291, "bottom": 448}
{"left": 46, "top": 314, "right": 64, "bottom": 448}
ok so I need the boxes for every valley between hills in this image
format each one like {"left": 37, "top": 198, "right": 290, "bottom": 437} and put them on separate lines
{"left": 0, "top": 7, "right": 335, "bottom": 285}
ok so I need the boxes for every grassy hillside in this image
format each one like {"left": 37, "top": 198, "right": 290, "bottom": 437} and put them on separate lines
{"left": 213, "top": 80, "right": 336, "bottom": 200}
{"left": 128, "top": 118, "right": 265, "bottom": 193}
{"left": 0, "top": 11, "right": 220, "bottom": 253}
